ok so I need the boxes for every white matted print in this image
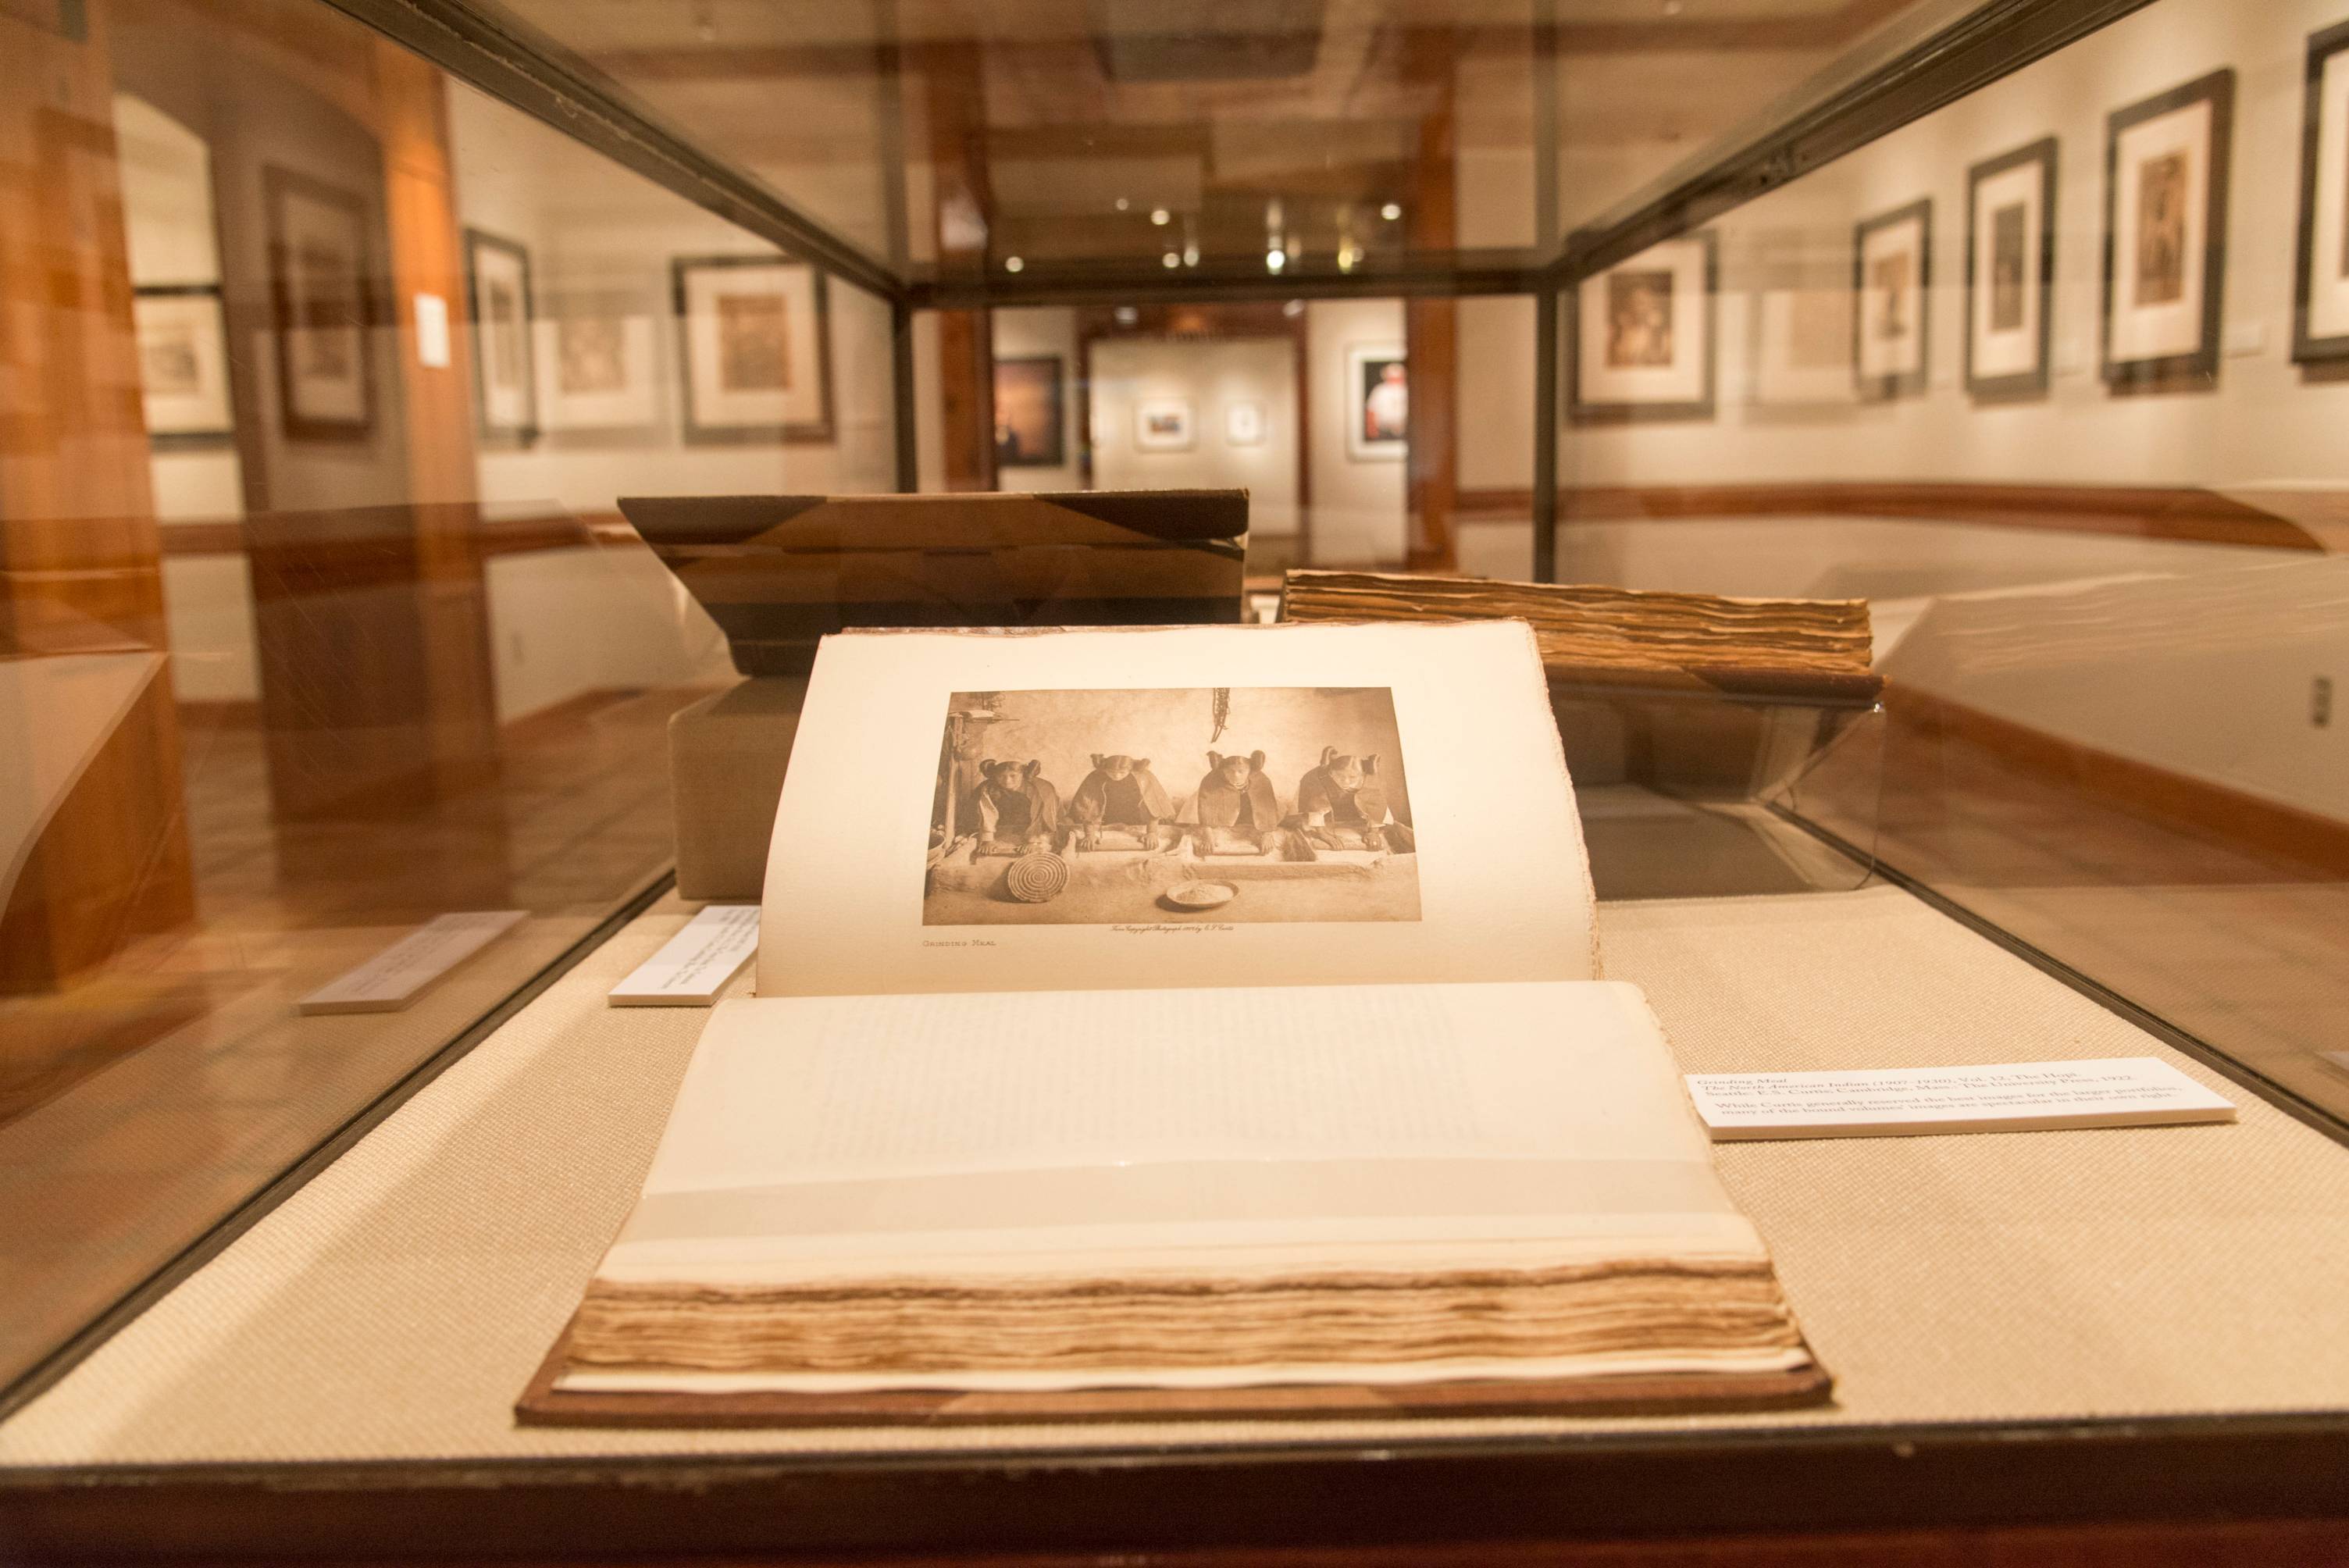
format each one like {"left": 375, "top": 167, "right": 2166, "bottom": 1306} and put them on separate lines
{"left": 1224, "top": 399, "right": 1267, "bottom": 446}
{"left": 534, "top": 306, "right": 661, "bottom": 432}
{"left": 1134, "top": 396, "right": 1196, "bottom": 451}
{"left": 1571, "top": 233, "right": 1714, "bottom": 422}
{"left": 1346, "top": 344, "right": 1407, "bottom": 460}
{"left": 134, "top": 287, "right": 234, "bottom": 444}
{"left": 465, "top": 230, "right": 536, "bottom": 444}
{"left": 1967, "top": 138, "right": 2056, "bottom": 400}
{"left": 1747, "top": 227, "right": 1855, "bottom": 410}
{"left": 264, "top": 166, "right": 372, "bottom": 440}
{"left": 1855, "top": 198, "right": 1930, "bottom": 400}
{"left": 673, "top": 255, "right": 833, "bottom": 443}
{"left": 2295, "top": 22, "right": 2349, "bottom": 363}
{"left": 2104, "top": 69, "right": 2232, "bottom": 388}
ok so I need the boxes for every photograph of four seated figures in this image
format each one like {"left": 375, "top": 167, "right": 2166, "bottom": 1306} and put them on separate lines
{"left": 926, "top": 686, "right": 1422, "bottom": 925}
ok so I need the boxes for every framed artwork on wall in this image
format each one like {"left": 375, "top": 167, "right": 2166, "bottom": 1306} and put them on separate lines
{"left": 993, "top": 355, "right": 1064, "bottom": 467}
{"left": 1966, "top": 137, "right": 2057, "bottom": 401}
{"left": 263, "top": 165, "right": 374, "bottom": 441}
{"left": 1346, "top": 344, "right": 1407, "bottom": 460}
{"left": 2103, "top": 69, "right": 2233, "bottom": 390}
{"left": 1854, "top": 198, "right": 1930, "bottom": 401}
{"left": 1569, "top": 232, "right": 1716, "bottom": 423}
{"left": 1225, "top": 400, "right": 1267, "bottom": 446}
{"left": 1747, "top": 228, "right": 1855, "bottom": 411}
{"left": 672, "top": 255, "right": 834, "bottom": 444}
{"left": 465, "top": 229, "right": 537, "bottom": 444}
{"left": 2294, "top": 21, "right": 2349, "bottom": 365}
{"left": 534, "top": 295, "right": 661, "bottom": 433}
{"left": 1134, "top": 396, "right": 1196, "bottom": 451}
{"left": 133, "top": 284, "right": 234, "bottom": 447}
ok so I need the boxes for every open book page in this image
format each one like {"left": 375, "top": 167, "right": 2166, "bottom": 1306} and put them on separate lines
{"left": 593, "top": 981, "right": 1759, "bottom": 1283}
{"left": 754, "top": 621, "right": 1596, "bottom": 998}
{"left": 563, "top": 981, "right": 1799, "bottom": 1395}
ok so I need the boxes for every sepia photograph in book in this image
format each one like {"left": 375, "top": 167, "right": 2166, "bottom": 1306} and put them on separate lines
{"left": 928, "top": 686, "right": 1419, "bottom": 925}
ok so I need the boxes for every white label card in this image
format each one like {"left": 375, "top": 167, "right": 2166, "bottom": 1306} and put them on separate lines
{"left": 1684, "top": 1057, "right": 2235, "bottom": 1141}
{"left": 608, "top": 904, "right": 760, "bottom": 1007}
{"left": 298, "top": 911, "right": 526, "bottom": 1015}
{"left": 413, "top": 294, "right": 451, "bottom": 369}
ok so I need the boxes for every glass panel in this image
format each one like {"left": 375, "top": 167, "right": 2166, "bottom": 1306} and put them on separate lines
{"left": 467, "top": 0, "right": 900, "bottom": 270}
{"left": 1552, "top": 0, "right": 2349, "bottom": 1126}
{"left": 1556, "top": 0, "right": 1980, "bottom": 243}
{"left": 910, "top": 297, "right": 1536, "bottom": 582}
{"left": 0, "top": 0, "right": 897, "bottom": 1395}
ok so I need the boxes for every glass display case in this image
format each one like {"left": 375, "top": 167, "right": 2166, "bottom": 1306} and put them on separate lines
{"left": 1, "top": 0, "right": 2344, "bottom": 1559}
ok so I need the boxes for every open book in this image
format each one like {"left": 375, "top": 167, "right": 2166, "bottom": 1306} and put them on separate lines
{"left": 520, "top": 622, "right": 1826, "bottom": 1425}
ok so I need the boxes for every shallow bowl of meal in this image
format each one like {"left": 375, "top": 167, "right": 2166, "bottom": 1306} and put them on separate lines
{"left": 1162, "top": 879, "right": 1239, "bottom": 911}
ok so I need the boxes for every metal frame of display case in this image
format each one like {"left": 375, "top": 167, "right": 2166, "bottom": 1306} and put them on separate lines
{"left": 319, "top": 0, "right": 2172, "bottom": 582}
{"left": 10, "top": 0, "right": 2349, "bottom": 1557}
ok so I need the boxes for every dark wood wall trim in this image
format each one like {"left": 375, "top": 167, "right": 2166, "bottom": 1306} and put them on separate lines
{"left": 159, "top": 512, "right": 636, "bottom": 560}
{"left": 1886, "top": 682, "right": 2349, "bottom": 880}
{"left": 1453, "top": 484, "right": 2330, "bottom": 552}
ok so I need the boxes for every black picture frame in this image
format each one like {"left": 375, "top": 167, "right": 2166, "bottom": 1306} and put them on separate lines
{"left": 133, "top": 283, "right": 236, "bottom": 451}
{"left": 262, "top": 164, "right": 376, "bottom": 444}
{"left": 2293, "top": 20, "right": 2349, "bottom": 365}
{"left": 671, "top": 255, "right": 836, "bottom": 445}
{"left": 1965, "top": 137, "right": 2058, "bottom": 402}
{"left": 1566, "top": 230, "right": 1717, "bottom": 426}
{"left": 992, "top": 355, "right": 1065, "bottom": 467}
{"left": 1853, "top": 197, "right": 1931, "bottom": 402}
{"left": 2101, "top": 68, "right": 2233, "bottom": 392}
{"left": 464, "top": 227, "right": 539, "bottom": 446}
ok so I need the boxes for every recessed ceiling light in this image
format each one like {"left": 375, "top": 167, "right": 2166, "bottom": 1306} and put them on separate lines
{"left": 1003, "top": 255, "right": 1025, "bottom": 273}
{"left": 1381, "top": 202, "right": 1403, "bottom": 222}
{"left": 1162, "top": 251, "right": 1179, "bottom": 268}
{"left": 1281, "top": 299, "right": 1305, "bottom": 318}
{"left": 1114, "top": 306, "right": 1139, "bottom": 325}
{"left": 1182, "top": 243, "right": 1199, "bottom": 267}
{"left": 1150, "top": 208, "right": 1171, "bottom": 226}
{"left": 1114, "top": 198, "right": 1130, "bottom": 212}
{"left": 1266, "top": 248, "right": 1287, "bottom": 273}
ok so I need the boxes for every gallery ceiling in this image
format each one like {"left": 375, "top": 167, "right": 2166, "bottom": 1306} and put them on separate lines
{"left": 483, "top": 0, "right": 1959, "bottom": 280}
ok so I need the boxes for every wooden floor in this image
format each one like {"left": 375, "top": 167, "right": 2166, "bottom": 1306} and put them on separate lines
{"left": 0, "top": 686, "right": 712, "bottom": 1396}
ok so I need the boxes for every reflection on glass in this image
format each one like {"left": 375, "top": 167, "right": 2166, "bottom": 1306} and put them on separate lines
{"left": 1546, "top": 0, "right": 2349, "bottom": 1129}
{"left": 0, "top": 0, "right": 894, "bottom": 1398}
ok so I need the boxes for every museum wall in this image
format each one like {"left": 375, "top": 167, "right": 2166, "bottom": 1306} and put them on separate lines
{"left": 1559, "top": 0, "right": 2349, "bottom": 492}
{"left": 116, "top": 93, "right": 245, "bottom": 526}
{"left": 1553, "top": 45, "right": 1831, "bottom": 242}
{"left": 116, "top": 91, "right": 263, "bottom": 705}
{"left": 1529, "top": 0, "right": 2349, "bottom": 827}
{"left": 1306, "top": 298, "right": 1410, "bottom": 564}
{"left": 990, "top": 308, "right": 1084, "bottom": 493}
{"left": 483, "top": 547, "right": 726, "bottom": 725}
{"left": 970, "top": 304, "right": 1405, "bottom": 557}
{"left": 1451, "top": 88, "right": 1539, "bottom": 498}
{"left": 1886, "top": 556, "right": 2349, "bottom": 824}
{"left": 111, "top": 5, "right": 415, "bottom": 520}
{"left": 1089, "top": 337, "right": 1301, "bottom": 537}
{"left": 448, "top": 84, "right": 898, "bottom": 518}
